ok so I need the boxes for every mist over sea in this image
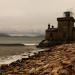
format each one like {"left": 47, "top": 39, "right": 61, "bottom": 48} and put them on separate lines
{"left": 0, "top": 36, "right": 44, "bottom": 65}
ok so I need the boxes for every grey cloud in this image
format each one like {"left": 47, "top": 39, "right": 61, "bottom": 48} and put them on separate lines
{"left": 0, "top": 0, "right": 74, "bottom": 34}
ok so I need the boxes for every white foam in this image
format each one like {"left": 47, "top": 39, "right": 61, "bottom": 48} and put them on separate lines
{"left": 0, "top": 55, "right": 21, "bottom": 65}
{"left": 0, "top": 48, "right": 46, "bottom": 65}
{"left": 23, "top": 43, "right": 38, "bottom": 46}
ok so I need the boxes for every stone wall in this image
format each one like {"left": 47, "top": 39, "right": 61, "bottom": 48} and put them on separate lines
{"left": 45, "top": 30, "right": 63, "bottom": 41}
{"left": 72, "top": 31, "right": 75, "bottom": 41}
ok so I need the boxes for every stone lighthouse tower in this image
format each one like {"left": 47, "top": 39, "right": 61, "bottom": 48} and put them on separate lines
{"left": 57, "top": 11, "right": 75, "bottom": 41}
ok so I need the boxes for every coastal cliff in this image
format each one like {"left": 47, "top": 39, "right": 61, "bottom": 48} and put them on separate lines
{"left": 1, "top": 43, "right": 75, "bottom": 75}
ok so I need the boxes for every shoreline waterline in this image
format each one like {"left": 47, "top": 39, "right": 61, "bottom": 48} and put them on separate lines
{"left": 0, "top": 45, "right": 47, "bottom": 65}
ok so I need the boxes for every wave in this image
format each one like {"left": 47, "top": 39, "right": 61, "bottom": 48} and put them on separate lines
{"left": 0, "top": 48, "right": 46, "bottom": 65}
{"left": 23, "top": 43, "right": 38, "bottom": 46}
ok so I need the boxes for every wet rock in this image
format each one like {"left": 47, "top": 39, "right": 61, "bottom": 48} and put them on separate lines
{"left": 51, "top": 67, "right": 62, "bottom": 75}
{"left": 58, "top": 69, "right": 70, "bottom": 75}
{"left": 29, "top": 68, "right": 36, "bottom": 74}
{"left": 1, "top": 64, "right": 8, "bottom": 70}
{"left": 36, "top": 66, "right": 43, "bottom": 72}
{"left": 62, "top": 60, "right": 71, "bottom": 68}
{"left": 37, "top": 62, "right": 44, "bottom": 65}
{"left": 43, "top": 64, "right": 49, "bottom": 69}
{"left": 39, "top": 68, "right": 51, "bottom": 75}
{"left": 24, "top": 69, "right": 29, "bottom": 74}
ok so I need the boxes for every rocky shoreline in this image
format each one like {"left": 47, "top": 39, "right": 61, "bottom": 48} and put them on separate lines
{"left": 1, "top": 43, "right": 75, "bottom": 75}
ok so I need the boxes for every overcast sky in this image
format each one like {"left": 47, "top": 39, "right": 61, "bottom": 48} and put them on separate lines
{"left": 0, "top": 0, "right": 75, "bottom": 34}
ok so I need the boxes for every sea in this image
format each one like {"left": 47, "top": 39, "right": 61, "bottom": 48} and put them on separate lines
{"left": 0, "top": 36, "right": 45, "bottom": 65}
{"left": 0, "top": 36, "right": 43, "bottom": 44}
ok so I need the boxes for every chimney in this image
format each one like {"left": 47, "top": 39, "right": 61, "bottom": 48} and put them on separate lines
{"left": 48, "top": 24, "right": 50, "bottom": 29}
{"left": 64, "top": 11, "right": 71, "bottom": 17}
{"left": 52, "top": 25, "right": 54, "bottom": 29}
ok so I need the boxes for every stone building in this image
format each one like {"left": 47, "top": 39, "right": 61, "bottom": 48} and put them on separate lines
{"left": 38, "top": 11, "right": 75, "bottom": 47}
{"left": 45, "top": 11, "right": 75, "bottom": 42}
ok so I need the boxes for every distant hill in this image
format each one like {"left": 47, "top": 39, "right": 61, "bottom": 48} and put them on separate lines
{"left": 0, "top": 33, "right": 10, "bottom": 37}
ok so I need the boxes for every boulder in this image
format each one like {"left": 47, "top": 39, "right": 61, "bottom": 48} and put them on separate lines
{"left": 29, "top": 68, "right": 36, "bottom": 74}
{"left": 58, "top": 69, "right": 70, "bottom": 75}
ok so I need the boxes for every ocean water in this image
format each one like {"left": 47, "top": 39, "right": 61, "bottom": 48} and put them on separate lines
{"left": 0, "top": 36, "right": 44, "bottom": 65}
{"left": 0, "top": 36, "right": 44, "bottom": 44}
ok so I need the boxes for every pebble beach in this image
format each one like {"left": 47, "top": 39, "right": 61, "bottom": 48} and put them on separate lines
{"left": 1, "top": 43, "right": 75, "bottom": 75}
